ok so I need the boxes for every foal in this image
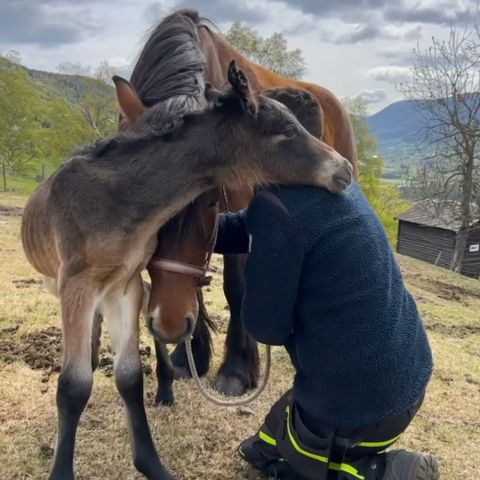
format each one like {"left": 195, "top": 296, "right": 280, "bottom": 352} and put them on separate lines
{"left": 21, "top": 62, "right": 352, "bottom": 480}
{"left": 147, "top": 87, "right": 327, "bottom": 405}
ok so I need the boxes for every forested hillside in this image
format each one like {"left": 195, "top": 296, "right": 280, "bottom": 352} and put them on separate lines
{"left": 0, "top": 57, "right": 116, "bottom": 193}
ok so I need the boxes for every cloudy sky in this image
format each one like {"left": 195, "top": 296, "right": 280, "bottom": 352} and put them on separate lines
{"left": 0, "top": 0, "right": 475, "bottom": 113}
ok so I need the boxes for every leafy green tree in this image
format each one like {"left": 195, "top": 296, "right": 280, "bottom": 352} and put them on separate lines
{"left": 38, "top": 98, "right": 96, "bottom": 172}
{"left": 0, "top": 66, "right": 43, "bottom": 191}
{"left": 57, "top": 61, "right": 117, "bottom": 137}
{"left": 344, "top": 98, "right": 382, "bottom": 198}
{"left": 344, "top": 97, "right": 408, "bottom": 244}
{"left": 224, "top": 22, "right": 306, "bottom": 79}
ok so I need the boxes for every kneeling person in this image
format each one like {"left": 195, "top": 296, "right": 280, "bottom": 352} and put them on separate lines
{"left": 214, "top": 183, "right": 438, "bottom": 480}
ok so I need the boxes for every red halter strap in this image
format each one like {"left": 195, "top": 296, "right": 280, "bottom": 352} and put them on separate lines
{"left": 147, "top": 189, "right": 227, "bottom": 287}
{"left": 147, "top": 258, "right": 212, "bottom": 286}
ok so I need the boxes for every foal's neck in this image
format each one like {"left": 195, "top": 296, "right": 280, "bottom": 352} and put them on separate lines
{"left": 102, "top": 134, "right": 217, "bottom": 213}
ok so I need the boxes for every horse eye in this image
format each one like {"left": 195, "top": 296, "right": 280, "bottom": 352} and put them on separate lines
{"left": 284, "top": 125, "right": 298, "bottom": 138}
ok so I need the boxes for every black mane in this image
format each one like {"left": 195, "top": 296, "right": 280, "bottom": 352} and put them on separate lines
{"left": 79, "top": 10, "right": 211, "bottom": 161}
{"left": 130, "top": 9, "right": 207, "bottom": 109}
{"left": 157, "top": 197, "right": 207, "bottom": 246}
{"left": 89, "top": 107, "right": 187, "bottom": 159}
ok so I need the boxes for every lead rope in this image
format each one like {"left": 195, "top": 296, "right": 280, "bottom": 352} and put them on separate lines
{"left": 185, "top": 185, "right": 272, "bottom": 407}
{"left": 186, "top": 338, "right": 271, "bottom": 407}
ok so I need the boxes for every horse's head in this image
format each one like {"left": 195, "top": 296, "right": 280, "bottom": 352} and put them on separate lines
{"left": 201, "top": 61, "right": 353, "bottom": 193}
{"left": 146, "top": 189, "right": 221, "bottom": 343}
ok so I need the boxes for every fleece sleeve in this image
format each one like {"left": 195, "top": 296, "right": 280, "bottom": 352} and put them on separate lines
{"left": 214, "top": 209, "right": 249, "bottom": 254}
{"left": 241, "top": 191, "right": 305, "bottom": 346}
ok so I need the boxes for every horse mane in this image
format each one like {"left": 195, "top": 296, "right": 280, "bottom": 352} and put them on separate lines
{"left": 76, "top": 107, "right": 185, "bottom": 160}
{"left": 127, "top": 10, "right": 218, "bottom": 242}
{"left": 130, "top": 9, "right": 207, "bottom": 110}
{"left": 78, "top": 10, "right": 212, "bottom": 161}
{"left": 157, "top": 198, "right": 207, "bottom": 246}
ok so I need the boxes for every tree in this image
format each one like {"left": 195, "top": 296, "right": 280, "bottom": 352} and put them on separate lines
{"left": 400, "top": 22, "right": 480, "bottom": 272}
{"left": 57, "top": 61, "right": 92, "bottom": 77}
{"left": 344, "top": 97, "right": 409, "bottom": 244}
{"left": 224, "top": 22, "right": 306, "bottom": 79}
{"left": 0, "top": 67, "right": 43, "bottom": 191}
{"left": 3, "top": 50, "right": 22, "bottom": 65}
{"left": 56, "top": 61, "right": 117, "bottom": 137}
{"left": 57, "top": 59, "right": 118, "bottom": 84}
{"left": 94, "top": 60, "right": 118, "bottom": 84}
{"left": 74, "top": 83, "right": 117, "bottom": 137}
{"left": 344, "top": 97, "right": 383, "bottom": 201}
{"left": 39, "top": 98, "right": 96, "bottom": 170}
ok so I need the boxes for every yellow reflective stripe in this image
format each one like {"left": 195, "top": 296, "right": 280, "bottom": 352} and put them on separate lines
{"left": 358, "top": 434, "right": 401, "bottom": 448}
{"left": 258, "top": 430, "right": 277, "bottom": 446}
{"left": 285, "top": 407, "right": 328, "bottom": 464}
{"left": 330, "top": 462, "right": 366, "bottom": 480}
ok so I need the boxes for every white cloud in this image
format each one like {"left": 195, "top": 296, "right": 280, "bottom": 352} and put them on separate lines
{"left": 0, "top": 0, "right": 461, "bottom": 114}
{"left": 356, "top": 89, "right": 387, "bottom": 103}
{"left": 365, "top": 66, "right": 412, "bottom": 84}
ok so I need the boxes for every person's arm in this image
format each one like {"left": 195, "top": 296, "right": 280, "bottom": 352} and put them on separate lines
{"left": 241, "top": 191, "right": 305, "bottom": 345}
{"left": 214, "top": 209, "right": 249, "bottom": 254}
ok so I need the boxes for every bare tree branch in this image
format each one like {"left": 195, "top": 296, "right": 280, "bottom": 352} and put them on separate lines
{"left": 399, "top": 20, "right": 480, "bottom": 272}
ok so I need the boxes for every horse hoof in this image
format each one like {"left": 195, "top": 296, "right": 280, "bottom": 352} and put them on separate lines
{"left": 173, "top": 365, "right": 191, "bottom": 380}
{"left": 155, "top": 395, "right": 174, "bottom": 407}
{"left": 213, "top": 375, "right": 247, "bottom": 396}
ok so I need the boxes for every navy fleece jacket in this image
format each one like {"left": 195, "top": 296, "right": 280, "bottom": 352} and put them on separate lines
{"left": 214, "top": 183, "right": 432, "bottom": 429}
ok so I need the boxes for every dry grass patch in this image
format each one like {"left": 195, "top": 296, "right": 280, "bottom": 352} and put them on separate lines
{"left": 0, "top": 195, "right": 479, "bottom": 479}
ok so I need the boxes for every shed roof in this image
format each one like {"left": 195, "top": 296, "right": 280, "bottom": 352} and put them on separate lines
{"left": 397, "top": 200, "right": 480, "bottom": 233}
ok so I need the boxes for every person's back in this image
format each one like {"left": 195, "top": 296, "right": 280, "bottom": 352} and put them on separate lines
{"left": 244, "top": 183, "right": 432, "bottom": 429}
{"left": 215, "top": 183, "right": 438, "bottom": 480}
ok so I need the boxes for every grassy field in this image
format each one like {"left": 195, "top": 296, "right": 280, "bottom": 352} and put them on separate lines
{"left": 0, "top": 192, "right": 479, "bottom": 480}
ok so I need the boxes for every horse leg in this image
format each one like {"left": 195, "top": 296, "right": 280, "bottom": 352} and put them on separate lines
{"left": 91, "top": 310, "right": 102, "bottom": 371}
{"left": 214, "top": 254, "right": 259, "bottom": 396}
{"left": 170, "top": 289, "right": 212, "bottom": 379}
{"left": 154, "top": 340, "right": 174, "bottom": 406}
{"left": 49, "top": 275, "right": 96, "bottom": 480}
{"left": 103, "top": 274, "right": 173, "bottom": 480}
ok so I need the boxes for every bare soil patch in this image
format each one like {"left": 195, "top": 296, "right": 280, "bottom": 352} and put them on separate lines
{"left": 0, "top": 204, "right": 23, "bottom": 217}
{"left": 425, "top": 321, "right": 480, "bottom": 338}
{"left": 0, "top": 326, "right": 154, "bottom": 378}
{"left": 404, "top": 272, "right": 480, "bottom": 303}
{"left": 12, "top": 278, "right": 42, "bottom": 288}
{"left": 0, "top": 326, "right": 63, "bottom": 372}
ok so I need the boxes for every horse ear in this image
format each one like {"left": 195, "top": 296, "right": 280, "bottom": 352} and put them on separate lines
{"left": 227, "top": 60, "right": 258, "bottom": 116}
{"left": 263, "top": 87, "right": 324, "bottom": 138}
{"left": 112, "top": 75, "right": 145, "bottom": 125}
{"left": 204, "top": 82, "right": 223, "bottom": 106}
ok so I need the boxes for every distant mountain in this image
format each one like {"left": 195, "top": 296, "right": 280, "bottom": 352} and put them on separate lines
{"left": 366, "top": 100, "right": 425, "bottom": 146}
{"left": 366, "top": 94, "right": 480, "bottom": 166}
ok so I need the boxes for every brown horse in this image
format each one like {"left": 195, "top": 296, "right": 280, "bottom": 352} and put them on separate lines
{"left": 129, "top": 9, "right": 359, "bottom": 400}
{"left": 21, "top": 60, "right": 351, "bottom": 479}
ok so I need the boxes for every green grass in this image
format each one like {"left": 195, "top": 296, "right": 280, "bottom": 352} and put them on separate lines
{"left": 3, "top": 155, "right": 59, "bottom": 195}
{"left": 5, "top": 176, "right": 40, "bottom": 195}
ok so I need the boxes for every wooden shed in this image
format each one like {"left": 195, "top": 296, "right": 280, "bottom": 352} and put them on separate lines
{"left": 396, "top": 202, "right": 480, "bottom": 279}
